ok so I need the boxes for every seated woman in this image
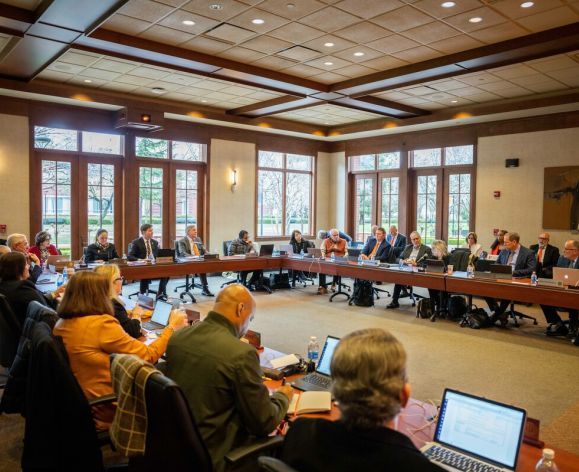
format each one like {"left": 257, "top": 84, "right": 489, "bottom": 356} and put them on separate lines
{"left": 85, "top": 229, "right": 119, "bottom": 263}
{"left": 28, "top": 231, "right": 59, "bottom": 266}
{"left": 54, "top": 271, "right": 187, "bottom": 431}
{"left": 428, "top": 240, "right": 450, "bottom": 315}
{"left": 289, "top": 229, "right": 313, "bottom": 287}
{"left": 464, "top": 232, "right": 482, "bottom": 257}
{"left": 281, "top": 328, "right": 443, "bottom": 472}
{"left": 94, "top": 264, "right": 143, "bottom": 339}
{"left": 489, "top": 229, "right": 507, "bottom": 256}
{"left": 0, "top": 252, "right": 64, "bottom": 325}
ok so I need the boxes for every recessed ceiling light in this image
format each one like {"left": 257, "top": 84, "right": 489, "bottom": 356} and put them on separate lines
{"left": 451, "top": 100, "right": 458, "bottom": 103}
{"left": 182, "top": 20, "right": 195, "bottom": 26}
{"left": 201, "top": 99, "right": 208, "bottom": 103}
{"left": 252, "top": 18, "right": 264, "bottom": 24}
{"left": 469, "top": 16, "right": 483, "bottom": 23}
{"left": 209, "top": 3, "right": 223, "bottom": 10}
{"left": 324, "top": 61, "right": 333, "bottom": 66}
{"left": 83, "top": 79, "right": 92, "bottom": 83}
{"left": 441, "top": 1, "right": 455, "bottom": 7}
{"left": 520, "top": 1, "right": 534, "bottom": 7}
{"left": 286, "top": 2, "right": 296, "bottom": 8}
{"left": 324, "top": 42, "right": 335, "bottom": 47}
{"left": 151, "top": 87, "right": 166, "bottom": 94}
{"left": 353, "top": 52, "right": 365, "bottom": 57}
{"left": 324, "top": 122, "right": 329, "bottom": 125}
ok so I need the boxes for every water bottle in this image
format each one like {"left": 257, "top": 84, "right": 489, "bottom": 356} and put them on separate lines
{"left": 122, "top": 253, "right": 127, "bottom": 263}
{"left": 300, "top": 249, "right": 304, "bottom": 258}
{"left": 330, "top": 252, "right": 335, "bottom": 262}
{"left": 62, "top": 269, "right": 68, "bottom": 285}
{"left": 535, "top": 449, "right": 559, "bottom": 472}
{"left": 149, "top": 252, "right": 156, "bottom": 264}
{"left": 398, "top": 259, "right": 404, "bottom": 270}
{"left": 467, "top": 263, "right": 475, "bottom": 278}
{"left": 307, "top": 336, "right": 320, "bottom": 363}
{"left": 56, "top": 273, "right": 64, "bottom": 288}
{"left": 358, "top": 254, "right": 363, "bottom": 266}
{"left": 531, "top": 271, "right": 538, "bottom": 286}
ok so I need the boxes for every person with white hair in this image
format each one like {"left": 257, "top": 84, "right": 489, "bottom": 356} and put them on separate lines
{"left": 6, "top": 233, "right": 43, "bottom": 283}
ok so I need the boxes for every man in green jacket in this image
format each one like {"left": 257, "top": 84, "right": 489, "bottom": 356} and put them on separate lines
{"left": 166, "top": 284, "right": 292, "bottom": 471}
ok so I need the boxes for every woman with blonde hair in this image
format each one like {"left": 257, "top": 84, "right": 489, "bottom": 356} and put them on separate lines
{"left": 54, "top": 271, "right": 187, "bottom": 430}
{"left": 94, "top": 264, "right": 142, "bottom": 338}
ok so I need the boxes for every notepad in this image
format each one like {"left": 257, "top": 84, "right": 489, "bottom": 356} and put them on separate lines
{"left": 287, "top": 391, "right": 332, "bottom": 415}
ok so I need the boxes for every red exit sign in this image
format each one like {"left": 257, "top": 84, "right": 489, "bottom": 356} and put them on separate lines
{"left": 0, "top": 224, "right": 7, "bottom": 233}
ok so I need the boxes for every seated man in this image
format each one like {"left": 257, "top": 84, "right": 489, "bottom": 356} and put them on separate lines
{"left": 387, "top": 231, "right": 432, "bottom": 309}
{"left": 228, "top": 230, "right": 263, "bottom": 289}
{"left": 317, "top": 228, "right": 352, "bottom": 244}
{"left": 484, "top": 231, "right": 536, "bottom": 325}
{"left": 361, "top": 227, "right": 393, "bottom": 263}
{"left": 177, "top": 224, "right": 214, "bottom": 296}
{"left": 540, "top": 239, "right": 578, "bottom": 340}
{"left": 165, "top": 284, "right": 292, "bottom": 472}
{"left": 281, "top": 328, "right": 443, "bottom": 472}
{"left": 128, "top": 224, "right": 169, "bottom": 300}
{"left": 318, "top": 228, "right": 347, "bottom": 294}
{"left": 364, "top": 225, "right": 378, "bottom": 244}
{"left": 529, "top": 232, "right": 560, "bottom": 279}
{"left": 386, "top": 225, "right": 407, "bottom": 258}
{"left": 6, "top": 233, "right": 42, "bottom": 283}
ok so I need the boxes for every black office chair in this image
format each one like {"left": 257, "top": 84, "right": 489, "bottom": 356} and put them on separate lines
{"left": 0, "top": 294, "right": 21, "bottom": 370}
{"left": 258, "top": 457, "right": 299, "bottom": 472}
{"left": 127, "top": 242, "right": 159, "bottom": 299}
{"left": 221, "top": 240, "right": 242, "bottom": 288}
{"left": 290, "top": 241, "right": 316, "bottom": 288}
{"left": 329, "top": 276, "right": 351, "bottom": 302}
{"left": 173, "top": 240, "right": 202, "bottom": 303}
{"left": 505, "top": 302, "right": 538, "bottom": 327}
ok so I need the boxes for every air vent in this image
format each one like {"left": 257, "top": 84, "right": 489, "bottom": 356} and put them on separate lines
{"left": 276, "top": 45, "right": 322, "bottom": 61}
{"left": 205, "top": 23, "right": 256, "bottom": 44}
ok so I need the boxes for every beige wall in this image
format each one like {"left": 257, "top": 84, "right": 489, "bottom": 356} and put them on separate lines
{"left": 328, "top": 151, "right": 347, "bottom": 232}
{"left": 0, "top": 113, "right": 29, "bottom": 240}
{"left": 476, "top": 127, "right": 579, "bottom": 250}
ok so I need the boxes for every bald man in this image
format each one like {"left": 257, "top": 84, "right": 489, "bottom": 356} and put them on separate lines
{"left": 529, "top": 232, "right": 560, "bottom": 279}
{"left": 166, "top": 284, "right": 292, "bottom": 471}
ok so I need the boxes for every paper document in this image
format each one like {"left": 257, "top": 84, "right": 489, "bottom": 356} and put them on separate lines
{"left": 270, "top": 353, "right": 300, "bottom": 369}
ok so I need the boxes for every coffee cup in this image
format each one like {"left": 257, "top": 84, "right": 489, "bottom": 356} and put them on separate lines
{"left": 447, "top": 264, "right": 454, "bottom": 275}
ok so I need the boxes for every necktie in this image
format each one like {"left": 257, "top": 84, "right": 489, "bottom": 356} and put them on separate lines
{"left": 391, "top": 236, "right": 396, "bottom": 247}
{"left": 369, "top": 241, "right": 380, "bottom": 258}
{"left": 571, "top": 259, "right": 576, "bottom": 269}
{"left": 537, "top": 246, "right": 543, "bottom": 263}
{"left": 145, "top": 239, "right": 152, "bottom": 258}
{"left": 507, "top": 251, "right": 514, "bottom": 266}
{"left": 192, "top": 240, "right": 199, "bottom": 256}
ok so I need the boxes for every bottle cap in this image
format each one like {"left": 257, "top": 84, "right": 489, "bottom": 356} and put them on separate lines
{"left": 542, "top": 449, "right": 555, "bottom": 460}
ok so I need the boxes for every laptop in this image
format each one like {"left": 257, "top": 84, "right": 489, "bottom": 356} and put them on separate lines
{"left": 279, "top": 244, "right": 293, "bottom": 256}
{"left": 475, "top": 263, "right": 512, "bottom": 280}
{"left": 142, "top": 300, "right": 172, "bottom": 331}
{"left": 291, "top": 335, "right": 340, "bottom": 393}
{"left": 426, "top": 259, "right": 445, "bottom": 273}
{"left": 553, "top": 267, "right": 579, "bottom": 286}
{"left": 137, "top": 294, "right": 155, "bottom": 310}
{"left": 307, "top": 247, "right": 322, "bottom": 258}
{"left": 348, "top": 248, "right": 362, "bottom": 258}
{"left": 46, "top": 255, "right": 70, "bottom": 268}
{"left": 259, "top": 244, "right": 274, "bottom": 256}
{"left": 421, "top": 389, "right": 526, "bottom": 472}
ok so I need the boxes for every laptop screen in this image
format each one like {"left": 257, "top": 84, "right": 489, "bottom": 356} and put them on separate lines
{"left": 150, "top": 300, "right": 172, "bottom": 326}
{"left": 316, "top": 336, "right": 340, "bottom": 376}
{"left": 435, "top": 389, "right": 526, "bottom": 469}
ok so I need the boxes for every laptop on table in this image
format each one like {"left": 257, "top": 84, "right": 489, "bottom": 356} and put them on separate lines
{"left": 259, "top": 244, "right": 274, "bottom": 256}
{"left": 421, "top": 389, "right": 526, "bottom": 472}
{"left": 553, "top": 267, "right": 579, "bottom": 286}
{"left": 291, "top": 335, "right": 340, "bottom": 393}
{"left": 307, "top": 247, "right": 322, "bottom": 258}
{"left": 46, "top": 255, "right": 70, "bottom": 268}
{"left": 142, "top": 300, "right": 172, "bottom": 331}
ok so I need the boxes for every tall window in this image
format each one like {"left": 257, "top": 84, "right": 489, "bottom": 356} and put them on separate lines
{"left": 447, "top": 173, "right": 472, "bottom": 249}
{"left": 175, "top": 169, "right": 198, "bottom": 239}
{"left": 354, "top": 177, "right": 374, "bottom": 242}
{"left": 416, "top": 174, "right": 437, "bottom": 245}
{"left": 87, "top": 163, "right": 115, "bottom": 243}
{"left": 381, "top": 176, "right": 399, "bottom": 230}
{"left": 41, "top": 160, "right": 72, "bottom": 255}
{"left": 256, "top": 151, "right": 314, "bottom": 238}
{"left": 139, "top": 167, "right": 164, "bottom": 245}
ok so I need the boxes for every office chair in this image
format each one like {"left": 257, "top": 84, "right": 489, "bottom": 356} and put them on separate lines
{"left": 221, "top": 240, "right": 242, "bottom": 288}
{"left": 259, "top": 457, "right": 299, "bottom": 472}
{"left": 329, "top": 276, "right": 351, "bottom": 302}
{"left": 127, "top": 242, "right": 159, "bottom": 299}
{"left": 398, "top": 286, "right": 424, "bottom": 307}
{"left": 0, "top": 294, "right": 21, "bottom": 370}
{"left": 505, "top": 301, "right": 538, "bottom": 327}
{"left": 291, "top": 240, "right": 315, "bottom": 288}
{"left": 172, "top": 240, "right": 201, "bottom": 302}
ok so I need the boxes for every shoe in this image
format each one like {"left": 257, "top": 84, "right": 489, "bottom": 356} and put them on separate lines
{"left": 156, "top": 293, "right": 168, "bottom": 301}
{"left": 317, "top": 287, "right": 328, "bottom": 295}
{"left": 546, "top": 323, "right": 569, "bottom": 337}
{"left": 386, "top": 301, "right": 400, "bottom": 309}
{"left": 201, "top": 287, "right": 214, "bottom": 297}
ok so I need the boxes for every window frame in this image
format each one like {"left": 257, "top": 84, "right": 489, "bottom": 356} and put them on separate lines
{"left": 255, "top": 150, "right": 316, "bottom": 241}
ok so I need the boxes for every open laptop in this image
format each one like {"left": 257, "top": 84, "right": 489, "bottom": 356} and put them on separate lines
{"left": 279, "top": 244, "right": 293, "bottom": 256}
{"left": 291, "top": 335, "right": 340, "bottom": 393}
{"left": 553, "top": 267, "right": 579, "bottom": 286}
{"left": 475, "top": 263, "right": 512, "bottom": 280}
{"left": 137, "top": 294, "right": 155, "bottom": 310}
{"left": 426, "top": 259, "right": 445, "bottom": 273}
{"left": 46, "top": 254, "right": 70, "bottom": 268}
{"left": 259, "top": 244, "right": 274, "bottom": 256}
{"left": 142, "top": 300, "right": 172, "bottom": 331}
{"left": 421, "top": 389, "right": 526, "bottom": 472}
{"left": 348, "top": 248, "right": 362, "bottom": 258}
{"left": 307, "top": 247, "right": 322, "bottom": 258}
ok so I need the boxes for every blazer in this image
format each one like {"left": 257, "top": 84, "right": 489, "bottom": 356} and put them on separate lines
{"left": 386, "top": 233, "right": 407, "bottom": 257}
{"left": 112, "top": 298, "right": 142, "bottom": 339}
{"left": 0, "top": 279, "right": 56, "bottom": 325}
{"left": 282, "top": 418, "right": 444, "bottom": 472}
{"left": 399, "top": 244, "right": 433, "bottom": 264}
{"left": 555, "top": 255, "right": 579, "bottom": 270}
{"left": 84, "top": 243, "right": 119, "bottom": 263}
{"left": 29, "top": 244, "right": 59, "bottom": 264}
{"left": 28, "top": 264, "right": 43, "bottom": 284}
{"left": 128, "top": 237, "right": 159, "bottom": 261}
{"left": 177, "top": 236, "right": 206, "bottom": 257}
{"left": 529, "top": 244, "right": 560, "bottom": 278}
{"left": 497, "top": 245, "right": 537, "bottom": 278}
{"left": 362, "top": 237, "right": 394, "bottom": 263}
{"left": 290, "top": 239, "right": 313, "bottom": 255}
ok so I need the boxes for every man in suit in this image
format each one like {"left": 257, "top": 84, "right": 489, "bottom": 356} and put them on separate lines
{"left": 540, "top": 239, "right": 579, "bottom": 340}
{"left": 6, "top": 233, "right": 43, "bottom": 284}
{"left": 529, "top": 232, "right": 560, "bottom": 278}
{"left": 128, "top": 223, "right": 169, "bottom": 300}
{"left": 386, "top": 225, "right": 407, "bottom": 258}
{"left": 176, "top": 224, "right": 213, "bottom": 296}
{"left": 386, "top": 231, "right": 432, "bottom": 309}
{"left": 484, "top": 231, "right": 537, "bottom": 324}
{"left": 362, "top": 227, "right": 393, "bottom": 263}
{"left": 228, "top": 230, "right": 263, "bottom": 289}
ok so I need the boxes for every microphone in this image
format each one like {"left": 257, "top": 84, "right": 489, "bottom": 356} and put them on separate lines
{"left": 415, "top": 253, "right": 429, "bottom": 265}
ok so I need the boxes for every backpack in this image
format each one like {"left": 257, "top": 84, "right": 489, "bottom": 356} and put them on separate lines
{"left": 416, "top": 298, "right": 433, "bottom": 319}
{"left": 348, "top": 279, "right": 374, "bottom": 307}
{"left": 268, "top": 272, "right": 291, "bottom": 289}
{"left": 464, "top": 307, "right": 491, "bottom": 329}
{"left": 447, "top": 295, "right": 468, "bottom": 319}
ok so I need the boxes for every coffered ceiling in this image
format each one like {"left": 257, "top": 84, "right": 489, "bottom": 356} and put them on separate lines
{"left": 0, "top": 0, "right": 578, "bottom": 139}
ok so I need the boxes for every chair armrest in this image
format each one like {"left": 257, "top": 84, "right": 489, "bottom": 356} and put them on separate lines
{"left": 258, "top": 456, "right": 299, "bottom": 472}
{"left": 89, "top": 393, "right": 117, "bottom": 407}
{"left": 224, "top": 435, "right": 284, "bottom": 464}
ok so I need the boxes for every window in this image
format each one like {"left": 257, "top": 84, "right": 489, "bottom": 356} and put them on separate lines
{"left": 447, "top": 173, "right": 472, "bottom": 249}
{"left": 41, "top": 160, "right": 72, "bottom": 255}
{"left": 88, "top": 163, "right": 115, "bottom": 243}
{"left": 380, "top": 177, "right": 399, "bottom": 230}
{"left": 257, "top": 150, "right": 314, "bottom": 238}
{"left": 353, "top": 177, "right": 375, "bottom": 242}
{"left": 411, "top": 148, "right": 441, "bottom": 167}
{"left": 82, "top": 131, "right": 122, "bottom": 155}
{"left": 139, "top": 167, "right": 164, "bottom": 245}
{"left": 34, "top": 127, "right": 77, "bottom": 151}
{"left": 378, "top": 152, "right": 400, "bottom": 169}
{"left": 172, "top": 141, "right": 204, "bottom": 161}
{"left": 175, "top": 169, "right": 198, "bottom": 238}
{"left": 445, "top": 145, "right": 474, "bottom": 165}
{"left": 416, "top": 175, "right": 438, "bottom": 245}
{"left": 136, "top": 137, "right": 168, "bottom": 159}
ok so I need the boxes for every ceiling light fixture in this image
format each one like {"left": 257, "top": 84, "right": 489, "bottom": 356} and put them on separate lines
{"left": 324, "top": 42, "right": 335, "bottom": 47}
{"left": 83, "top": 79, "right": 92, "bottom": 83}
{"left": 441, "top": 1, "right": 455, "bottom": 7}
{"left": 252, "top": 18, "right": 265, "bottom": 24}
{"left": 151, "top": 87, "right": 166, "bottom": 94}
{"left": 520, "top": 1, "right": 534, "bottom": 7}
{"left": 324, "top": 61, "right": 333, "bottom": 66}
{"left": 286, "top": 2, "right": 296, "bottom": 8}
{"left": 182, "top": 20, "right": 195, "bottom": 26}
{"left": 469, "top": 16, "right": 483, "bottom": 23}
{"left": 353, "top": 52, "right": 365, "bottom": 57}
{"left": 201, "top": 99, "right": 208, "bottom": 103}
{"left": 209, "top": 3, "right": 223, "bottom": 10}
{"left": 451, "top": 100, "right": 458, "bottom": 103}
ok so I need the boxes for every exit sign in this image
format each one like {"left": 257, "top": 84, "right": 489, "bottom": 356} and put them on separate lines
{"left": 0, "top": 224, "right": 6, "bottom": 233}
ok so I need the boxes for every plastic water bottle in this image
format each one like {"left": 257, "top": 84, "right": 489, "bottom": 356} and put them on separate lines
{"left": 56, "top": 273, "right": 64, "bottom": 288}
{"left": 330, "top": 252, "right": 335, "bottom": 262}
{"left": 398, "top": 259, "right": 404, "bottom": 270}
{"left": 300, "top": 249, "right": 305, "bottom": 258}
{"left": 531, "top": 271, "right": 538, "bottom": 286}
{"left": 307, "top": 336, "right": 320, "bottom": 363}
{"left": 535, "top": 449, "right": 559, "bottom": 472}
{"left": 122, "top": 253, "right": 127, "bottom": 263}
{"left": 358, "top": 254, "right": 363, "bottom": 266}
{"left": 62, "top": 269, "right": 68, "bottom": 285}
{"left": 149, "top": 252, "right": 156, "bottom": 264}
{"left": 467, "top": 263, "right": 475, "bottom": 278}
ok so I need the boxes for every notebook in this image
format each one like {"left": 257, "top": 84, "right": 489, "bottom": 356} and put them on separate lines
{"left": 553, "top": 267, "right": 579, "bottom": 286}
{"left": 348, "top": 248, "right": 362, "bottom": 258}
{"left": 142, "top": 300, "right": 172, "bottom": 331}
{"left": 287, "top": 391, "right": 332, "bottom": 415}
{"left": 291, "top": 335, "right": 340, "bottom": 393}
{"left": 421, "top": 389, "right": 526, "bottom": 472}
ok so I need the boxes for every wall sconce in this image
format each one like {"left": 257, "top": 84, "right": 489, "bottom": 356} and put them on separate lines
{"left": 231, "top": 169, "right": 237, "bottom": 193}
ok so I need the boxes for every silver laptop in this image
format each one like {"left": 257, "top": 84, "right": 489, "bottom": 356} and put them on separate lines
{"left": 46, "top": 254, "right": 70, "bottom": 267}
{"left": 279, "top": 244, "right": 293, "bottom": 256}
{"left": 307, "top": 247, "right": 322, "bottom": 258}
{"left": 553, "top": 267, "right": 579, "bottom": 286}
{"left": 291, "top": 335, "right": 340, "bottom": 393}
{"left": 421, "top": 389, "right": 526, "bottom": 472}
{"left": 137, "top": 294, "right": 155, "bottom": 310}
{"left": 142, "top": 300, "right": 172, "bottom": 331}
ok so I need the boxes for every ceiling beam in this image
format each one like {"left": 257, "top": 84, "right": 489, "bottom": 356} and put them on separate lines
{"left": 227, "top": 96, "right": 324, "bottom": 117}
{"left": 333, "top": 96, "right": 428, "bottom": 118}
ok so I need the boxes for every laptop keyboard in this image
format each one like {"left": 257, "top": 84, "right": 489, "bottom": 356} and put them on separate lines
{"left": 302, "top": 373, "right": 331, "bottom": 389}
{"left": 424, "top": 446, "right": 502, "bottom": 472}
{"left": 142, "top": 321, "right": 161, "bottom": 331}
